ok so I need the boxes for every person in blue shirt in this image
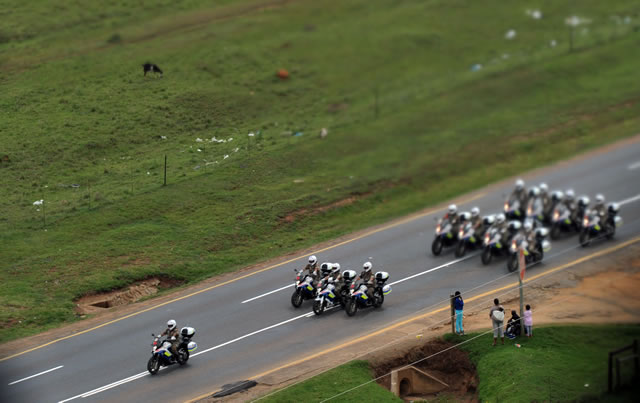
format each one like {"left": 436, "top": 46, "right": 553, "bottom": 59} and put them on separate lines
{"left": 453, "top": 291, "right": 464, "bottom": 335}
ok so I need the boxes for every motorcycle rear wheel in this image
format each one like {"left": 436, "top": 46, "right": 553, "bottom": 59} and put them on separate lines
{"left": 455, "top": 241, "right": 466, "bottom": 258}
{"left": 147, "top": 356, "right": 160, "bottom": 375}
{"left": 507, "top": 254, "right": 518, "bottom": 273}
{"left": 345, "top": 300, "right": 358, "bottom": 317}
{"left": 431, "top": 238, "right": 443, "bottom": 256}
{"left": 177, "top": 348, "right": 189, "bottom": 365}
{"left": 374, "top": 293, "right": 384, "bottom": 308}
{"left": 605, "top": 222, "right": 615, "bottom": 240}
{"left": 290, "top": 290, "right": 303, "bottom": 308}
{"left": 579, "top": 231, "right": 590, "bottom": 247}
{"left": 481, "top": 247, "right": 492, "bottom": 265}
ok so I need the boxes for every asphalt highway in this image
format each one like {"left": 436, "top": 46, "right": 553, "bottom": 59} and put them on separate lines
{"left": 2, "top": 138, "right": 640, "bottom": 403}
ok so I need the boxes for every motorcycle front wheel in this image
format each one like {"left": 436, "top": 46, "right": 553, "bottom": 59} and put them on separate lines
{"left": 605, "top": 222, "right": 615, "bottom": 240}
{"left": 373, "top": 293, "right": 384, "bottom": 308}
{"left": 550, "top": 224, "right": 561, "bottom": 240}
{"left": 455, "top": 241, "right": 466, "bottom": 258}
{"left": 147, "top": 356, "right": 160, "bottom": 375}
{"left": 507, "top": 254, "right": 519, "bottom": 273}
{"left": 481, "top": 247, "right": 492, "bottom": 265}
{"left": 313, "top": 300, "right": 325, "bottom": 316}
{"left": 345, "top": 300, "right": 358, "bottom": 317}
{"left": 431, "top": 237, "right": 443, "bottom": 256}
{"left": 290, "top": 290, "right": 303, "bottom": 308}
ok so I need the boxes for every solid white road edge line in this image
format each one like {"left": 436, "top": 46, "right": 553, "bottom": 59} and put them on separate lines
{"left": 242, "top": 284, "right": 293, "bottom": 304}
{"left": 57, "top": 254, "right": 470, "bottom": 402}
{"left": 628, "top": 161, "right": 640, "bottom": 170}
{"left": 8, "top": 365, "right": 64, "bottom": 386}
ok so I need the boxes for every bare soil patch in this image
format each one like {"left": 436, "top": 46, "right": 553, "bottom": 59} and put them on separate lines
{"left": 74, "top": 276, "right": 184, "bottom": 315}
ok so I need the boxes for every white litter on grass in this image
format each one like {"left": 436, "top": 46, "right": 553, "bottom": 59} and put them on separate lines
{"left": 197, "top": 149, "right": 202, "bottom": 152}
{"left": 195, "top": 138, "right": 203, "bottom": 142}
{"left": 502, "top": 53, "right": 510, "bottom": 59}
{"left": 566, "top": 16, "right": 591, "bottom": 27}
{"left": 160, "top": 135, "right": 167, "bottom": 140}
{"left": 505, "top": 29, "right": 517, "bottom": 40}
{"left": 223, "top": 155, "right": 229, "bottom": 160}
{"left": 624, "top": 16, "right": 632, "bottom": 24}
{"left": 320, "top": 128, "right": 328, "bottom": 138}
{"left": 584, "top": 383, "right": 589, "bottom": 387}
{"left": 210, "top": 137, "right": 226, "bottom": 143}
{"left": 33, "top": 200, "right": 44, "bottom": 206}
{"left": 147, "top": 171, "right": 150, "bottom": 175}
{"left": 526, "top": 9, "right": 542, "bottom": 20}
{"left": 228, "top": 138, "right": 233, "bottom": 142}
{"left": 248, "top": 132, "right": 255, "bottom": 137}
{"left": 550, "top": 39, "right": 557, "bottom": 47}
{"left": 234, "top": 147, "right": 239, "bottom": 153}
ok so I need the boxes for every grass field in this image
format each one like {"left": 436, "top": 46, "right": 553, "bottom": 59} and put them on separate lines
{"left": 2, "top": 0, "right": 640, "bottom": 342}
{"left": 446, "top": 324, "right": 640, "bottom": 402}
{"left": 258, "top": 360, "right": 400, "bottom": 402}
{"left": 259, "top": 325, "right": 640, "bottom": 402}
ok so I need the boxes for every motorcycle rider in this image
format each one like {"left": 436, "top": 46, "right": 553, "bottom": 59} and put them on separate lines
{"left": 303, "top": 255, "right": 319, "bottom": 280}
{"left": 354, "top": 261, "right": 376, "bottom": 300}
{"left": 564, "top": 189, "right": 577, "bottom": 222}
{"left": 592, "top": 194, "right": 607, "bottom": 219}
{"left": 539, "top": 183, "right": 553, "bottom": 220}
{"left": 441, "top": 204, "right": 461, "bottom": 234}
{"left": 159, "top": 319, "right": 180, "bottom": 360}
{"left": 509, "top": 179, "right": 528, "bottom": 208}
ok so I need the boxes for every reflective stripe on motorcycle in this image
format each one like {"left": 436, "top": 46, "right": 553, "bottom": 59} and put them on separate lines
{"left": 496, "top": 242, "right": 502, "bottom": 249}
{"left": 328, "top": 292, "right": 335, "bottom": 299}
{"left": 163, "top": 351, "right": 171, "bottom": 357}
{"left": 595, "top": 225, "right": 601, "bottom": 231}
{"left": 470, "top": 236, "right": 476, "bottom": 243}
{"left": 564, "top": 219, "right": 570, "bottom": 224}
{"left": 306, "top": 285, "right": 313, "bottom": 291}
{"left": 447, "top": 233, "right": 453, "bottom": 239}
{"left": 188, "top": 343, "right": 197, "bottom": 353}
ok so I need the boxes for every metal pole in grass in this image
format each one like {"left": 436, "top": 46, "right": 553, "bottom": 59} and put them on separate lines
{"left": 42, "top": 194, "right": 46, "bottom": 228}
{"left": 164, "top": 154, "right": 167, "bottom": 186}
{"left": 519, "top": 248, "right": 526, "bottom": 336}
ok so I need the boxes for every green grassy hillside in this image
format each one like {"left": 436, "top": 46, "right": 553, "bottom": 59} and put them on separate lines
{"left": 1, "top": 0, "right": 640, "bottom": 342}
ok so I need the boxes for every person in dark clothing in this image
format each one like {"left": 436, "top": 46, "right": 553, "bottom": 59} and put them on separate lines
{"left": 453, "top": 291, "right": 464, "bottom": 335}
{"left": 505, "top": 310, "right": 522, "bottom": 339}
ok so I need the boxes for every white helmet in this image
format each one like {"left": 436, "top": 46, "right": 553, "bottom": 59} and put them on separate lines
{"left": 471, "top": 207, "right": 480, "bottom": 217}
{"left": 363, "top": 261, "right": 372, "bottom": 272}
{"left": 167, "top": 319, "right": 176, "bottom": 330}
{"left": 539, "top": 183, "right": 548, "bottom": 193}
{"left": 595, "top": 194, "right": 605, "bottom": 204}
{"left": 529, "top": 186, "right": 540, "bottom": 197}
{"left": 496, "top": 213, "right": 506, "bottom": 224}
{"left": 565, "top": 189, "right": 575, "bottom": 200}
{"left": 523, "top": 221, "right": 533, "bottom": 231}
{"left": 332, "top": 263, "right": 341, "bottom": 271}
{"left": 448, "top": 204, "right": 457, "bottom": 215}
{"left": 308, "top": 255, "right": 317, "bottom": 265}
{"left": 515, "top": 179, "right": 525, "bottom": 191}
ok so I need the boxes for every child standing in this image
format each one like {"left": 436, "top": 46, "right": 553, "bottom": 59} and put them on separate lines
{"left": 454, "top": 291, "right": 464, "bottom": 335}
{"left": 524, "top": 304, "right": 533, "bottom": 337}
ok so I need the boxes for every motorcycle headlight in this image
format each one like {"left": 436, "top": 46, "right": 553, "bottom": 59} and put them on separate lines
{"left": 458, "top": 229, "right": 464, "bottom": 238}
{"left": 553, "top": 211, "right": 559, "bottom": 221}
{"left": 484, "top": 233, "right": 490, "bottom": 244}
{"left": 583, "top": 217, "right": 588, "bottom": 227}
{"left": 527, "top": 207, "right": 532, "bottom": 216}
{"left": 436, "top": 225, "right": 441, "bottom": 233}
{"left": 504, "top": 202, "right": 509, "bottom": 212}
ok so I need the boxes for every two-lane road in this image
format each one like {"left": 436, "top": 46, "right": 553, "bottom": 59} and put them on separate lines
{"left": 2, "top": 137, "right": 640, "bottom": 403}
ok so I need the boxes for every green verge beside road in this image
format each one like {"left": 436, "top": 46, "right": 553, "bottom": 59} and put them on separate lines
{"left": 447, "top": 325, "right": 640, "bottom": 402}
{"left": 2, "top": 0, "right": 640, "bottom": 342}
{"left": 259, "top": 325, "right": 640, "bottom": 402}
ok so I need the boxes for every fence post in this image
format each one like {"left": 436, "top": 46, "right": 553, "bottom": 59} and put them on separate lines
{"left": 450, "top": 294, "right": 455, "bottom": 335}
{"left": 163, "top": 154, "right": 167, "bottom": 186}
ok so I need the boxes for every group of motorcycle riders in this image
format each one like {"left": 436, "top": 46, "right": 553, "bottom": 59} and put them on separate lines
{"left": 432, "top": 178, "right": 621, "bottom": 269}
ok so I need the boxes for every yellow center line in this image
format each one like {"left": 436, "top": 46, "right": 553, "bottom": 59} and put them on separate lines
{"left": 0, "top": 192, "right": 485, "bottom": 362}
{"left": 184, "top": 235, "right": 640, "bottom": 402}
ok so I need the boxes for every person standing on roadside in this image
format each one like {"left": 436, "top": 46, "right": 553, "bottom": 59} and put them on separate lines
{"left": 454, "top": 291, "right": 464, "bottom": 335}
{"left": 489, "top": 298, "right": 505, "bottom": 346}
{"left": 524, "top": 304, "right": 533, "bottom": 337}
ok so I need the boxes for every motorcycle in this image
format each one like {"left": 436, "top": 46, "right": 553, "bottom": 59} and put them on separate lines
{"left": 345, "top": 272, "right": 391, "bottom": 317}
{"left": 579, "top": 203, "right": 622, "bottom": 247}
{"left": 431, "top": 217, "right": 460, "bottom": 256}
{"left": 291, "top": 268, "right": 317, "bottom": 308}
{"left": 455, "top": 215, "right": 491, "bottom": 258}
{"left": 313, "top": 270, "right": 357, "bottom": 315}
{"left": 481, "top": 221, "right": 520, "bottom": 265}
{"left": 506, "top": 228, "right": 551, "bottom": 272}
{"left": 147, "top": 327, "right": 197, "bottom": 375}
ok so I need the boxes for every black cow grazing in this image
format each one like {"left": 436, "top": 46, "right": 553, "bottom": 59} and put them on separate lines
{"left": 142, "top": 63, "right": 163, "bottom": 76}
